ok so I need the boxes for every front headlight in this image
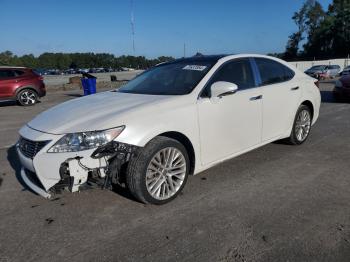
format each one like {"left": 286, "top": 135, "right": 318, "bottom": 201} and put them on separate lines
{"left": 48, "top": 126, "right": 125, "bottom": 153}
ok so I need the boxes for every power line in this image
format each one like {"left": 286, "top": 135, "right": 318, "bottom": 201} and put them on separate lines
{"left": 130, "top": 0, "right": 135, "bottom": 55}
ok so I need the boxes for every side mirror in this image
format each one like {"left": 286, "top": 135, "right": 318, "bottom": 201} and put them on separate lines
{"left": 210, "top": 81, "right": 238, "bottom": 98}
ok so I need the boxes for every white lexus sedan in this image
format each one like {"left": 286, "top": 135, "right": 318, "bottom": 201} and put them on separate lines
{"left": 17, "top": 54, "right": 321, "bottom": 204}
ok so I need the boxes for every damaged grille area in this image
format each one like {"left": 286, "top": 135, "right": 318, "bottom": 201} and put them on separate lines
{"left": 18, "top": 137, "right": 50, "bottom": 159}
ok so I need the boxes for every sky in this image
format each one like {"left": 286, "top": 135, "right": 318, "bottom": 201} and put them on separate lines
{"left": 0, "top": 0, "right": 333, "bottom": 58}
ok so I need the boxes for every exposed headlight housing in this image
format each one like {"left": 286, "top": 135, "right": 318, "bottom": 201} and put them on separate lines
{"left": 48, "top": 126, "right": 125, "bottom": 153}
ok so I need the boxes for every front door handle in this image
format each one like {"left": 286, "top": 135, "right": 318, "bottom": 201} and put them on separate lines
{"left": 250, "top": 95, "right": 262, "bottom": 101}
{"left": 291, "top": 86, "right": 299, "bottom": 91}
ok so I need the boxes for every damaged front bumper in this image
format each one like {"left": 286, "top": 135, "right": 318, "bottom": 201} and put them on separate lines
{"left": 17, "top": 125, "right": 139, "bottom": 198}
{"left": 20, "top": 168, "right": 52, "bottom": 198}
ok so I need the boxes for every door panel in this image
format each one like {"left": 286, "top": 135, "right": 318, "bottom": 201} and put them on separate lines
{"left": 0, "top": 70, "right": 16, "bottom": 98}
{"left": 197, "top": 89, "right": 262, "bottom": 165}
{"left": 253, "top": 58, "right": 301, "bottom": 141}
{"left": 261, "top": 80, "right": 301, "bottom": 140}
{"left": 197, "top": 58, "right": 263, "bottom": 165}
{"left": 0, "top": 79, "right": 16, "bottom": 98}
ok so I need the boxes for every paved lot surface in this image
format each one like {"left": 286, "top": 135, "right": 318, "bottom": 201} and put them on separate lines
{"left": 0, "top": 82, "right": 350, "bottom": 262}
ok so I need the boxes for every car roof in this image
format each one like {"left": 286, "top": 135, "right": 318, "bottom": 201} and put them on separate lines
{"left": 163, "top": 55, "right": 229, "bottom": 65}
{"left": 163, "top": 53, "right": 297, "bottom": 65}
{"left": 157, "top": 54, "right": 297, "bottom": 73}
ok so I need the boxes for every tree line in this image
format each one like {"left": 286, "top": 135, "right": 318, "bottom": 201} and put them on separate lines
{"left": 282, "top": 0, "right": 350, "bottom": 60}
{"left": 0, "top": 51, "right": 175, "bottom": 70}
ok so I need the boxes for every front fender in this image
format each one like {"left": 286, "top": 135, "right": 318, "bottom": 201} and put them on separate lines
{"left": 114, "top": 106, "right": 202, "bottom": 173}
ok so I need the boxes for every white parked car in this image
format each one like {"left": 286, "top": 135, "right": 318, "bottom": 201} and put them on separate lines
{"left": 17, "top": 54, "right": 321, "bottom": 204}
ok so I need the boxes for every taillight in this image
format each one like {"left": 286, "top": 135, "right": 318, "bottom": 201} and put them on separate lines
{"left": 314, "top": 80, "right": 319, "bottom": 88}
{"left": 38, "top": 75, "right": 44, "bottom": 81}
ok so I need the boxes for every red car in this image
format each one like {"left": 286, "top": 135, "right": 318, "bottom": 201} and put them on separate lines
{"left": 334, "top": 75, "right": 350, "bottom": 101}
{"left": 0, "top": 67, "right": 46, "bottom": 106}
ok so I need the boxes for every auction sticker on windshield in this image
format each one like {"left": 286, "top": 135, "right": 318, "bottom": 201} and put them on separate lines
{"left": 182, "top": 65, "right": 207, "bottom": 71}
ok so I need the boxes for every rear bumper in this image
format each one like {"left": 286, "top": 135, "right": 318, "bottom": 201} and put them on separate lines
{"left": 38, "top": 89, "right": 46, "bottom": 97}
{"left": 38, "top": 82, "right": 46, "bottom": 97}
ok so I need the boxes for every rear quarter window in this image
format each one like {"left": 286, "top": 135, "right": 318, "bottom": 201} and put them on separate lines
{"left": 255, "top": 58, "right": 295, "bottom": 86}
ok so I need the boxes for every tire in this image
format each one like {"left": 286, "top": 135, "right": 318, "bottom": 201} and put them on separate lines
{"left": 17, "top": 89, "right": 38, "bottom": 106}
{"left": 287, "top": 105, "right": 312, "bottom": 145}
{"left": 126, "top": 136, "right": 189, "bottom": 205}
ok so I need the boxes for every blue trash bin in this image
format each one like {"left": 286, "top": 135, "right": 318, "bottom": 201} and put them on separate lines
{"left": 81, "top": 78, "right": 96, "bottom": 96}
{"left": 81, "top": 73, "right": 97, "bottom": 96}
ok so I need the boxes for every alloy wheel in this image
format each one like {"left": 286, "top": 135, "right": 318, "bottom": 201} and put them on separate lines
{"left": 295, "top": 109, "right": 311, "bottom": 142}
{"left": 19, "top": 90, "right": 37, "bottom": 105}
{"left": 145, "top": 147, "right": 187, "bottom": 200}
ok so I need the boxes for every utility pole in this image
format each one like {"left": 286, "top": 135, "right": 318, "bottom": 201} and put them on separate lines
{"left": 130, "top": 0, "right": 135, "bottom": 55}
{"left": 183, "top": 43, "right": 186, "bottom": 58}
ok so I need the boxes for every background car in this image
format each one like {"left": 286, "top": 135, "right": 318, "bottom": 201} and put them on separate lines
{"left": 326, "top": 65, "right": 341, "bottom": 78}
{"left": 340, "top": 65, "right": 350, "bottom": 76}
{"left": 334, "top": 75, "right": 350, "bottom": 101}
{"left": 63, "top": 68, "right": 79, "bottom": 75}
{"left": 304, "top": 64, "right": 341, "bottom": 79}
{"left": 304, "top": 65, "right": 327, "bottom": 77}
{"left": 0, "top": 67, "right": 46, "bottom": 105}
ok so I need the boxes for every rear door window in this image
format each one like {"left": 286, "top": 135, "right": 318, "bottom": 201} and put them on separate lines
{"left": 255, "top": 58, "right": 295, "bottom": 85}
{"left": 14, "top": 70, "right": 25, "bottom": 76}
{"left": 0, "top": 70, "right": 16, "bottom": 79}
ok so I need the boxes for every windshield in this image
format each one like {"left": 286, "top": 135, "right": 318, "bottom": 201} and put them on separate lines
{"left": 310, "top": 65, "right": 326, "bottom": 70}
{"left": 118, "top": 61, "right": 214, "bottom": 95}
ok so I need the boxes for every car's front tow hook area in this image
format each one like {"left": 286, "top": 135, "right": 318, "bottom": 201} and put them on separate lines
{"left": 20, "top": 168, "right": 52, "bottom": 199}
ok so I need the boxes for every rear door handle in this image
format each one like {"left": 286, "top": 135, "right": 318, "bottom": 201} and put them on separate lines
{"left": 291, "top": 86, "right": 299, "bottom": 91}
{"left": 250, "top": 95, "right": 262, "bottom": 101}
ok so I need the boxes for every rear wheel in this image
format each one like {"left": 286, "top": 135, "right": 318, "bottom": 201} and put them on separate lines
{"left": 126, "top": 136, "right": 189, "bottom": 204}
{"left": 17, "top": 89, "right": 38, "bottom": 106}
{"left": 288, "top": 105, "right": 312, "bottom": 145}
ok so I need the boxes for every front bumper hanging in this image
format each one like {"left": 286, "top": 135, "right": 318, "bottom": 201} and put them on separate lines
{"left": 50, "top": 141, "right": 140, "bottom": 195}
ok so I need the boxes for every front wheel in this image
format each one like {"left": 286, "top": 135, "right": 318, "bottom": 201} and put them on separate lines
{"left": 287, "top": 105, "right": 312, "bottom": 145}
{"left": 126, "top": 136, "right": 189, "bottom": 205}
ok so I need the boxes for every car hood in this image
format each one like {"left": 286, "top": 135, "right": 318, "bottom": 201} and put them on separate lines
{"left": 27, "top": 91, "right": 175, "bottom": 134}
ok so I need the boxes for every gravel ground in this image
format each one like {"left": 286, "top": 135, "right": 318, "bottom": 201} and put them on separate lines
{"left": 0, "top": 82, "right": 349, "bottom": 262}
{"left": 43, "top": 71, "right": 142, "bottom": 86}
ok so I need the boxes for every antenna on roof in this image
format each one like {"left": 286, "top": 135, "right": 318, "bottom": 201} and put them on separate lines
{"left": 130, "top": 0, "right": 135, "bottom": 55}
